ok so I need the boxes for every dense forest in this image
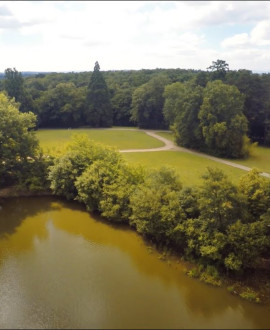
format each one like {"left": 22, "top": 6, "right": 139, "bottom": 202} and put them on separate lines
{"left": 1, "top": 60, "right": 270, "bottom": 158}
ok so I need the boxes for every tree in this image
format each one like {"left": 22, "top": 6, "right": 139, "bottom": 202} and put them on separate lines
{"left": 198, "top": 168, "right": 244, "bottom": 232}
{"left": 184, "top": 168, "right": 244, "bottom": 266}
{"left": 85, "top": 61, "right": 112, "bottom": 127}
{"left": 238, "top": 169, "right": 270, "bottom": 221}
{"left": 163, "top": 82, "right": 185, "bottom": 126}
{"left": 4, "top": 68, "right": 24, "bottom": 101}
{"left": 4, "top": 68, "right": 34, "bottom": 113}
{"left": 226, "top": 70, "right": 266, "bottom": 144}
{"left": 129, "top": 167, "right": 184, "bottom": 243}
{"left": 0, "top": 92, "right": 40, "bottom": 186}
{"left": 98, "top": 164, "right": 144, "bottom": 222}
{"left": 111, "top": 83, "right": 134, "bottom": 126}
{"left": 225, "top": 218, "right": 270, "bottom": 271}
{"left": 131, "top": 75, "right": 169, "bottom": 129}
{"left": 199, "top": 80, "right": 250, "bottom": 158}
{"left": 207, "top": 59, "right": 229, "bottom": 81}
{"left": 48, "top": 135, "right": 121, "bottom": 200}
{"left": 260, "top": 73, "right": 270, "bottom": 145}
{"left": 36, "top": 83, "right": 86, "bottom": 127}
{"left": 169, "top": 81, "right": 204, "bottom": 149}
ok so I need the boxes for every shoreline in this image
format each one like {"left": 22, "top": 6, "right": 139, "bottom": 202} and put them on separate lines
{"left": 1, "top": 188, "right": 269, "bottom": 305}
{"left": 0, "top": 186, "right": 52, "bottom": 199}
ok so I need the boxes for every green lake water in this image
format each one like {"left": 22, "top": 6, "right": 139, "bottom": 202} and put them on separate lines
{"left": 0, "top": 196, "right": 269, "bottom": 329}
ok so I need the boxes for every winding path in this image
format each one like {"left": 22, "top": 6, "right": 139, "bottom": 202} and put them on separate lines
{"left": 118, "top": 129, "right": 270, "bottom": 179}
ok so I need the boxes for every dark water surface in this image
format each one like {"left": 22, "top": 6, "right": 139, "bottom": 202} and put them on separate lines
{"left": 0, "top": 196, "right": 269, "bottom": 329}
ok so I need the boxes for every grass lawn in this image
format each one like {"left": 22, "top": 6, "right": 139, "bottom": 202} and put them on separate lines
{"left": 156, "top": 131, "right": 270, "bottom": 175}
{"left": 122, "top": 151, "right": 248, "bottom": 186}
{"left": 155, "top": 131, "right": 175, "bottom": 142}
{"left": 36, "top": 128, "right": 164, "bottom": 154}
{"left": 228, "top": 146, "right": 270, "bottom": 174}
{"left": 36, "top": 128, "right": 269, "bottom": 186}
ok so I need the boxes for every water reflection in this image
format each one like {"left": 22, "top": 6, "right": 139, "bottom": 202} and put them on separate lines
{"left": 0, "top": 197, "right": 269, "bottom": 329}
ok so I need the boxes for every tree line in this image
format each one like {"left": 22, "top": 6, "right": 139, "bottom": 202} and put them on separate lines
{"left": 1, "top": 60, "right": 270, "bottom": 153}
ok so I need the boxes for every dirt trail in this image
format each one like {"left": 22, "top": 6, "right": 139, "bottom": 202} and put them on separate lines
{"left": 118, "top": 129, "right": 270, "bottom": 179}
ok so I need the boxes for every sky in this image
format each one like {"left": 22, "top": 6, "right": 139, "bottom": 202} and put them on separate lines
{"left": 1, "top": 1, "right": 270, "bottom": 73}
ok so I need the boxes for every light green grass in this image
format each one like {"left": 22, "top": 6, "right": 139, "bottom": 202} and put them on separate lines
{"left": 156, "top": 131, "right": 175, "bottom": 142}
{"left": 156, "top": 131, "right": 270, "bottom": 175}
{"left": 36, "top": 129, "right": 164, "bottom": 154}
{"left": 229, "top": 146, "right": 270, "bottom": 174}
{"left": 122, "top": 151, "right": 247, "bottom": 186}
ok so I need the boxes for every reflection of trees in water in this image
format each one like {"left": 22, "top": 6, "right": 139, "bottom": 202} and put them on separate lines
{"left": 0, "top": 196, "right": 63, "bottom": 237}
{"left": 0, "top": 196, "right": 269, "bottom": 328}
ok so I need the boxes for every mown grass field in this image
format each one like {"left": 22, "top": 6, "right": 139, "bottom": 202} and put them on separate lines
{"left": 156, "top": 131, "right": 175, "bottom": 142}
{"left": 36, "top": 128, "right": 164, "bottom": 155}
{"left": 122, "top": 151, "right": 246, "bottom": 186}
{"left": 36, "top": 128, "right": 269, "bottom": 186}
{"left": 156, "top": 131, "right": 270, "bottom": 175}
{"left": 229, "top": 146, "right": 270, "bottom": 174}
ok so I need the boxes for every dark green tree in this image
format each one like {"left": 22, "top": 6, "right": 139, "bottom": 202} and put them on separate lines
{"left": 36, "top": 83, "right": 86, "bottom": 127}
{"left": 4, "top": 68, "right": 24, "bottom": 101}
{"left": 111, "top": 83, "right": 134, "bottom": 126}
{"left": 207, "top": 59, "right": 229, "bottom": 81}
{"left": 131, "top": 75, "right": 169, "bottom": 129}
{"left": 165, "top": 81, "right": 204, "bottom": 149}
{"left": 4, "top": 68, "right": 34, "bottom": 113}
{"left": 226, "top": 70, "right": 266, "bottom": 144}
{"left": 85, "top": 61, "right": 112, "bottom": 127}
{"left": 199, "top": 80, "right": 250, "bottom": 158}
{"left": 163, "top": 82, "right": 186, "bottom": 126}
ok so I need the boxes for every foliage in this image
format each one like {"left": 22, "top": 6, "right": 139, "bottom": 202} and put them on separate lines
{"left": 198, "top": 167, "right": 244, "bottom": 231}
{"left": 0, "top": 92, "right": 40, "bottom": 187}
{"left": 163, "top": 82, "right": 185, "bottom": 126}
{"left": 199, "top": 80, "right": 250, "bottom": 158}
{"left": 239, "top": 288, "right": 261, "bottom": 303}
{"left": 131, "top": 75, "right": 169, "bottom": 129}
{"left": 98, "top": 164, "right": 144, "bottom": 222}
{"left": 170, "top": 82, "right": 204, "bottom": 149}
{"left": 4, "top": 68, "right": 34, "bottom": 114}
{"left": 85, "top": 61, "right": 113, "bottom": 127}
{"left": 36, "top": 82, "right": 86, "bottom": 127}
{"left": 129, "top": 167, "right": 186, "bottom": 245}
{"left": 111, "top": 83, "right": 134, "bottom": 126}
{"left": 207, "top": 59, "right": 229, "bottom": 81}
{"left": 226, "top": 70, "right": 266, "bottom": 144}
{"left": 48, "top": 134, "right": 121, "bottom": 199}
{"left": 225, "top": 218, "right": 270, "bottom": 271}
{"left": 238, "top": 169, "right": 270, "bottom": 221}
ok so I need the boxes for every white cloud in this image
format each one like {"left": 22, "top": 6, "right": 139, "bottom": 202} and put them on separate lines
{"left": 250, "top": 20, "right": 270, "bottom": 46}
{"left": 0, "top": 5, "right": 12, "bottom": 16}
{"left": 1, "top": 1, "right": 270, "bottom": 72}
{"left": 222, "top": 19, "right": 270, "bottom": 49}
{"left": 221, "top": 33, "right": 250, "bottom": 49}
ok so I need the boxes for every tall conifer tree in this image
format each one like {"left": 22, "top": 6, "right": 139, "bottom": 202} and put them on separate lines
{"left": 85, "top": 61, "right": 112, "bottom": 127}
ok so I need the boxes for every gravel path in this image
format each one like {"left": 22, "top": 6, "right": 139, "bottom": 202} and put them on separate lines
{"left": 118, "top": 129, "right": 270, "bottom": 179}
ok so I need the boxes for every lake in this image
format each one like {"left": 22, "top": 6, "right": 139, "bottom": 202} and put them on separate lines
{"left": 0, "top": 196, "right": 269, "bottom": 329}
